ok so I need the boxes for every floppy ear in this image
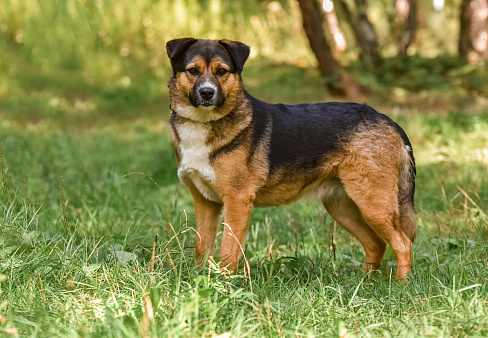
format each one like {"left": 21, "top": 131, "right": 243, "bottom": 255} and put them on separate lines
{"left": 166, "top": 38, "right": 197, "bottom": 68}
{"left": 219, "top": 39, "right": 250, "bottom": 72}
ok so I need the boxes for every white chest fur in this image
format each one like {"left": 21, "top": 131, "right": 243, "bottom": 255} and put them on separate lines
{"left": 175, "top": 121, "right": 221, "bottom": 202}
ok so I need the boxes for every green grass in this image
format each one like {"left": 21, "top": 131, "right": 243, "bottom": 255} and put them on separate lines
{"left": 1, "top": 74, "right": 488, "bottom": 336}
{"left": 1, "top": 1, "right": 488, "bottom": 334}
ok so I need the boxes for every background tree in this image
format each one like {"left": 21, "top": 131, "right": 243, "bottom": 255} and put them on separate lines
{"left": 459, "top": 0, "right": 488, "bottom": 63}
{"left": 334, "top": 0, "right": 381, "bottom": 70}
{"left": 322, "top": 0, "right": 347, "bottom": 53}
{"left": 297, "top": 0, "right": 364, "bottom": 98}
{"left": 397, "top": 0, "right": 418, "bottom": 57}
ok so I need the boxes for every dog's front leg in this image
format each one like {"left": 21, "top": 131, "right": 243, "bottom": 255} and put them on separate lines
{"left": 219, "top": 193, "right": 255, "bottom": 273}
{"left": 190, "top": 188, "right": 223, "bottom": 266}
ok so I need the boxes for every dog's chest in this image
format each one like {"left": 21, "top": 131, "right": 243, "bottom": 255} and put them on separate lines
{"left": 175, "top": 122, "right": 221, "bottom": 202}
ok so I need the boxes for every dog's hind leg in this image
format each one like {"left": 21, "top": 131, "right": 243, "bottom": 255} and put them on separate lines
{"left": 323, "top": 191, "right": 386, "bottom": 272}
{"left": 338, "top": 169, "right": 413, "bottom": 279}
{"left": 336, "top": 128, "right": 415, "bottom": 279}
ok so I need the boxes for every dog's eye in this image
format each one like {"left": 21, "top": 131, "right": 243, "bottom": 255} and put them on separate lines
{"left": 187, "top": 67, "right": 199, "bottom": 75}
{"left": 217, "top": 68, "right": 228, "bottom": 76}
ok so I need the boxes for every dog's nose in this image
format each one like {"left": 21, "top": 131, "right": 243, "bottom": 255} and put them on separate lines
{"left": 199, "top": 88, "right": 215, "bottom": 100}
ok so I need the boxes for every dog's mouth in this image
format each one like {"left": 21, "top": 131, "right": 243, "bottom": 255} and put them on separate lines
{"left": 201, "top": 101, "right": 215, "bottom": 107}
{"left": 191, "top": 99, "right": 216, "bottom": 110}
{"left": 190, "top": 96, "right": 225, "bottom": 109}
{"left": 199, "top": 102, "right": 216, "bottom": 110}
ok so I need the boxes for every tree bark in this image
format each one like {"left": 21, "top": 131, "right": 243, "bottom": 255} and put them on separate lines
{"left": 458, "top": 0, "right": 488, "bottom": 62}
{"left": 334, "top": 0, "right": 381, "bottom": 70}
{"left": 459, "top": 0, "right": 474, "bottom": 57}
{"left": 298, "top": 0, "right": 364, "bottom": 98}
{"left": 298, "top": 0, "right": 339, "bottom": 78}
{"left": 398, "top": 0, "right": 417, "bottom": 57}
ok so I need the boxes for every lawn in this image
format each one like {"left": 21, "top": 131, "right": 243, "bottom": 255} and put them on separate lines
{"left": 1, "top": 57, "right": 488, "bottom": 337}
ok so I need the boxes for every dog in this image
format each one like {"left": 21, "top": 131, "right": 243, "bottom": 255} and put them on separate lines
{"left": 166, "top": 38, "right": 416, "bottom": 279}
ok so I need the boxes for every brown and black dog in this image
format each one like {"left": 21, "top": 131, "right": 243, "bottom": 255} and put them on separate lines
{"left": 166, "top": 38, "right": 416, "bottom": 279}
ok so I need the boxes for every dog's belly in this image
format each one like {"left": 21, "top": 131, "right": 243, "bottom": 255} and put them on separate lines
{"left": 298, "top": 178, "right": 346, "bottom": 203}
{"left": 254, "top": 177, "right": 344, "bottom": 207}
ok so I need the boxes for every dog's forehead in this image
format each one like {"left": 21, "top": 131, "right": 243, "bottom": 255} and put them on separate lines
{"left": 183, "top": 40, "right": 233, "bottom": 66}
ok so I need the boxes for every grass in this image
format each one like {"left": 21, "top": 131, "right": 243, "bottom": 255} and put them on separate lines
{"left": 1, "top": 65, "right": 488, "bottom": 336}
{"left": 1, "top": 1, "right": 488, "bottom": 335}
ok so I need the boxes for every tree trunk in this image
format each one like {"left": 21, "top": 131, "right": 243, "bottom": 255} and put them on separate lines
{"left": 459, "top": 0, "right": 488, "bottom": 63}
{"left": 298, "top": 0, "right": 364, "bottom": 98}
{"left": 397, "top": 0, "right": 417, "bottom": 57}
{"left": 459, "top": 0, "right": 474, "bottom": 57}
{"left": 298, "top": 0, "right": 339, "bottom": 78}
{"left": 322, "top": 1, "right": 347, "bottom": 52}
{"left": 354, "top": 0, "right": 381, "bottom": 69}
{"left": 335, "top": 0, "right": 381, "bottom": 70}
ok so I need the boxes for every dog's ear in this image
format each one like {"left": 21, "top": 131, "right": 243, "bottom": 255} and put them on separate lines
{"left": 166, "top": 38, "right": 197, "bottom": 67}
{"left": 219, "top": 39, "right": 250, "bottom": 72}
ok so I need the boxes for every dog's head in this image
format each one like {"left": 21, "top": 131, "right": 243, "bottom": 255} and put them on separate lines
{"left": 166, "top": 38, "right": 250, "bottom": 122}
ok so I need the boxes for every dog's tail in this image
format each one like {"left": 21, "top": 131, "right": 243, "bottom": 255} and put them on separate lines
{"left": 398, "top": 143, "right": 417, "bottom": 241}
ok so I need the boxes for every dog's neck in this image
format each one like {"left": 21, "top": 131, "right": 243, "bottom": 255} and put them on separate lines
{"left": 170, "top": 95, "right": 252, "bottom": 149}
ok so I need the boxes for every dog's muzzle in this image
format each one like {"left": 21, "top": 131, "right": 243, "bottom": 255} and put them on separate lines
{"left": 192, "top": 81, "right": 224, "bottom": 108}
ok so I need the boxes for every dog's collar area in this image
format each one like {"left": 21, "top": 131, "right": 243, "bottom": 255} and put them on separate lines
{"left": 169, "top": 105, "right": 181, "bottom": 117}
{"left": 170, "top": 105, "right": 214, "bottom": 124}
{"left": 169, "top": 106, "right": 181, "bottom": 120}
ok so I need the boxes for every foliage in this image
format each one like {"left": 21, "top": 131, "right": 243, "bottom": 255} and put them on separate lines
{"left": 375, "top": 55, "right": 488, "bottom": 94}
{"left": 0, "top": 0, "right": 312, "bottom": 81}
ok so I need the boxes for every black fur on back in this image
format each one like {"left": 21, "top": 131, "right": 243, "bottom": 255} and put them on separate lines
{"left": 246, "top": 92, "right": 413, "bottom": 171}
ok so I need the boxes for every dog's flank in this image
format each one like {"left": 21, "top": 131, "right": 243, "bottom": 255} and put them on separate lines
{"left": 166, "top": 38, "right": 417, "bottom": 279}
